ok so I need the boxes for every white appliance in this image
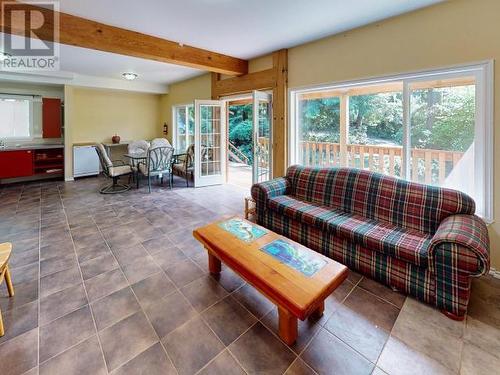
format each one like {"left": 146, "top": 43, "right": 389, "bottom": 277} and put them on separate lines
{"left": 73, "top": 145, "right": 100, "bottom": 178}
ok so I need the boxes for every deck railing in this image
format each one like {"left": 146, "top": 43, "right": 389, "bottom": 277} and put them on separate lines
{"left": 299, "top": 141, "right": 464, "bottom": 185}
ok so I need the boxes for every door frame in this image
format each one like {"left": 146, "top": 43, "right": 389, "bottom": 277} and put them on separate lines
{"left": 222, "top": 91, "right": 273, "bottom": 184}
{"left": 252, "top": 90, "right": 273, "bottom": 184}
{"left": 194, "top": 99, "right": 227, "bottom": 187}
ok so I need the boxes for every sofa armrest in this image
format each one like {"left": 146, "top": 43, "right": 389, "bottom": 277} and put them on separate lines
{"left": 429, "top": 214, "right": 490, "bottom": 276}
{"left": 251, "top": 177, "right": 290, "bottom": 207}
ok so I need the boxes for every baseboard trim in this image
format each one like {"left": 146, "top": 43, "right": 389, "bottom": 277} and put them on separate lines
{"left": 489, "top": 268, "right": 500, "bottom": 279}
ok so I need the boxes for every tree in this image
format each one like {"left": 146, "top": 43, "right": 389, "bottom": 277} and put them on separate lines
{"left": 228, "top": 104, "right": 253, "bottom": 163}
{"left": 298, "top": 85, "right": 474, "bottom": 152}
{"left": 410, "top": 86, "right": 474, "bottom": 152}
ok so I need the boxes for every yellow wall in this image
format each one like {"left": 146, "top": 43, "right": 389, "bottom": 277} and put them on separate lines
{"left": 286, "top": 0, "right": 500, "bottom": 268}
{"left": 71, "top": 87, "right": 161, "bottom": 144}
{"left": 64, "top": 86, "right": 162, "bottom": 178}
{"left": 158, "top": 74, "right": 211, "bottom": 145}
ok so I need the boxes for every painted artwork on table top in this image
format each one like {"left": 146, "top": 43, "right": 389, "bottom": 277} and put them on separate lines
{"left": 261, "top": 239, "right": 327, "bottom": 277}
{"left": 218, "top": 218, "right": 267, "bottom": 242}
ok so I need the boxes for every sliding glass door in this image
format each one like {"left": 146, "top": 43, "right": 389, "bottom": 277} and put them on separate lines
{"left": 407, "top": 75, "right": 478, "bottom": 198}
{"left": 290, "top": 63, "right": 492, "bottom": 221}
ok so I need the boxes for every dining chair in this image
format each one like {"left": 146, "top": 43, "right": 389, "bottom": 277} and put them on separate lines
{"left": 127, "top": 140, "right": 150, "bottom": 180}
{"left": 151, "top": 138, "right": 172, "bottom": 148}
{"left": 127, "top": 140, "right": 149, "bottom": 159}
{"left": 95, "top": 143, "right": 133, "bottom": 194}
{"left": 0, "top": 242, "right": 14, "bottom": 337}
{"left": 137, "top": 145, "right": 174, "bottom": 193}
{"left": 172, "top": 144, "right": 195, "bottom": 187}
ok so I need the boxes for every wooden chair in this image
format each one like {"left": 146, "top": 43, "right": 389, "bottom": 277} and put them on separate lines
{"left": 0, "top": 242, "right": 14, "bottom": 337}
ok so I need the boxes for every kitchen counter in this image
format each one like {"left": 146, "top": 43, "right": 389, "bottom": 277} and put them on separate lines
{"left": 0, "top": 144, "right": 64, "bottom": 151}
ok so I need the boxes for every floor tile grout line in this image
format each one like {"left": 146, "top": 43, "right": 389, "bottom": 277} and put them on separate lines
{"left": 36, "top": 184, "right": 42, "bottom": 372}
{"left": 287, "top": 275, "right": 364, "bottom": 373}
{"left": 91, "top": 210, "right": 180, "bottom": 375}
{"left": 355, "top": 282, "right": 406, "bottom": 311}
{"left": 315, "top": 276, "right": 396, "bottom": 367}
{"left": 381, "top": 296, "right": 465, "bottom": 374}
{"left": 162, "top": 231, "right": 334, "bottom": 374}
{"left": 141, "top": 236, "right": 223, "bottom": 375}
{"left": 53, "top": 185, "right": 111, "bottom": 374}
{"left": 6, "top": 181, "right": 447, "bottom": 375}
{"left": 285, "top": 357, "right": 319, "bottom": 375}
{"left": 138, "top": 229, "right": 257, "bottom": 375}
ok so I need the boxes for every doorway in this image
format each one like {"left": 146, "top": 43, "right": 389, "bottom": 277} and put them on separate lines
{"left": 189, "top": 91, "right": 272, "bottom": 188}
{"left": 224, "top": 91, "right": 272, "bottom": 188}
{"left": 227, "top": 98, "right": 253, "bottom": 188}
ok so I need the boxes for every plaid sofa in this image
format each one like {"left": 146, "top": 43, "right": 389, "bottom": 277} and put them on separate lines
{"left": 251, "top": 165, "right": 490, "bottom": 318}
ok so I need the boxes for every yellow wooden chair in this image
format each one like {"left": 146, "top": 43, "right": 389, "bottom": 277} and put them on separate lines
{"left": 0, "top": 242, "right": 14, "bottom": 337}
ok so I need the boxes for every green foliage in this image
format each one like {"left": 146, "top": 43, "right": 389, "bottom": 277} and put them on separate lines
{"left": 299, "top": 97, "right": 340, "bottom": 142}
{"left": 410, "top": 86, "right": 474, "bottom": 152}
{"left": 349, "top": 93, "right": 403, "bottom": 144}
{"left": 229, "top": 104, "right": 253, "bottom": 163}
{"left": 299, "top": 85, "right": 475, "bottom": 152}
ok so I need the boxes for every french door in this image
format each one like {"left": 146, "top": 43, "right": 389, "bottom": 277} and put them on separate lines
{"left": 252, "top": 90, "right": 272, "bottom": 184}
{"left": 194, "top": 100, "right": 227, "bottom": 187}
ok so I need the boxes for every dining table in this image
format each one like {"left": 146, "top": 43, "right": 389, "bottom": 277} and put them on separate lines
{"left": 123, "top": 151, "right": 184, "bottom": 188}
{"left": 123, "top": 152, "right": 147, "bottom": 188}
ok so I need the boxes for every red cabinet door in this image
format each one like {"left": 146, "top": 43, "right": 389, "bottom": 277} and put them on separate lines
{"left": 0, "top": 150, "right": 33, "bottom": 179}
{"left": 42, "top": 98, "right": 62, "bottom": 138}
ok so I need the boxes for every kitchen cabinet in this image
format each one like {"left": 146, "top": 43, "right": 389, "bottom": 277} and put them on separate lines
{"left": 34, "top": 148, "right": 64, "bottom": 177}
{"left": 42, "top": 98, "right": 62, "bottom": 138}
{"left": 0, "top": 150, "right": 33, "bottom": 179}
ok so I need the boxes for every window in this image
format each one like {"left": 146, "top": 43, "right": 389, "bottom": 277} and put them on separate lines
{"left": 0, "top": 95, "right": 33, "bottom": 139}
{"left": 290, "top": 63, "right": 493, "bottom": 221}
{"left": 173, "top": 104, "right": 194, "bottom": 152}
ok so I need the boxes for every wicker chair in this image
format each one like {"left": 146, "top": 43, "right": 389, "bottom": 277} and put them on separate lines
{"left": 95, "top": 143, "right": 133, "bottom": 194}
{"left": 137, "top": 146, "right": 174, "bottom": 193}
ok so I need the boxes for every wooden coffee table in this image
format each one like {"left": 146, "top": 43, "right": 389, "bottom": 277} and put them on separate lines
{"left": 193, "top": 216, "right": 348, "bottom": 345}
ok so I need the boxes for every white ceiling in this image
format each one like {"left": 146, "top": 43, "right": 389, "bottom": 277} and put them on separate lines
{"left": 59, "top": 44, "right": 203, "bottom": 84}
{"left": 55, "top": 0, "right": 442, "bottom": 58}
{"left": 6, "top": 0, "right": 442, "bottom": 91}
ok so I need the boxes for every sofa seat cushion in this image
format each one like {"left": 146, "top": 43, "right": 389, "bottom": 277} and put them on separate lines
{"left": 267, "top": 195, "right": 432, "bottom": 267}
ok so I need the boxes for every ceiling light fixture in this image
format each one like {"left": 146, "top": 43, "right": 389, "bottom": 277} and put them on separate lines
{"left": 122, "top": 72, "right": 138, "bottom": 81}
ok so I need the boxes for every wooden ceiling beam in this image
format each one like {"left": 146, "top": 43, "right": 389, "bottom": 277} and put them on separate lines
{"left": 212, "top": 68, "right": 276, "bottom": 98}
{"left": 0, "top": 0, "right": 248, "bottom": 75}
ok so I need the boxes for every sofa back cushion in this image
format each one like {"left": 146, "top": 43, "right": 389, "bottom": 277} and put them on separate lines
{"left": 286, "top": 165, "right": 475, "bottom": 235}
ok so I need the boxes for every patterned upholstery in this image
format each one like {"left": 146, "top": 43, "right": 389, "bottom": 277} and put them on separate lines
{"left": 286, "top": 165, "right": 476, "bottom": 234}
{"left": 172, "top": 144, "right": 195, "bottom": 183}
{"left": 127, "top": 140, "right": 149, "bottom": 154}
{"left": 267, "top": 195, "right": 432, "bottom": 267}
{"left": 151, "top": 138, "right": 172, "bottom": 148}
{"left": 251, "top": 165, "right": 490, "bottom": 317}
{"left": 108, "top": 165, "right": 133, "bottom": 177}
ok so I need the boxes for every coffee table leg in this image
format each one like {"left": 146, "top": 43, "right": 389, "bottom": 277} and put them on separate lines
{"left": 207, "top": 252, "right": 221, "bottom": 275}
{"left": 278, "top": 307, "right": 297, "bottom": 345}
{"left": 309, "top": 301, "right": 325, "bottom": 320}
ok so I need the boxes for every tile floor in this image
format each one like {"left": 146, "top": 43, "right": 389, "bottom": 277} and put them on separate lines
{"left": 0, "top": 176, "right": 499, "bottom": 375}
